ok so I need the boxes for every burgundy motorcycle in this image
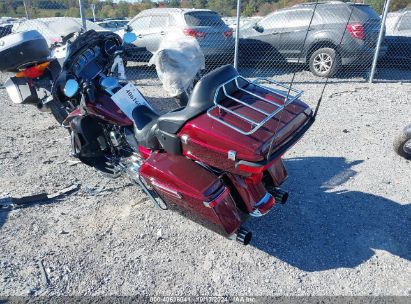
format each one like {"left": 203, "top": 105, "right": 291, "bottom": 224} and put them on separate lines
{"left": 5, "top": 29, "right": 315, "bottom": 245}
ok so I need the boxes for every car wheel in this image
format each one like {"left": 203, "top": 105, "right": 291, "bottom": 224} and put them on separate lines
{"left": 393, "top": 125, "right": 411, "bottom": 160}
{"left": 309, "top": 48, "right": 340, "bottom": 78}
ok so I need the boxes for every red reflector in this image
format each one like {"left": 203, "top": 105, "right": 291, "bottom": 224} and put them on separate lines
{"left": 16, "top": 62, "right": 50, "bottom": 79}
{"left": 347, "top": 23, "right": 365, "bottom": 40}
{"left": 183, "top": 28, "right": 206, "bottom": 38}
{"left": 238, "top": 163, "right": 265, "bottom": 174}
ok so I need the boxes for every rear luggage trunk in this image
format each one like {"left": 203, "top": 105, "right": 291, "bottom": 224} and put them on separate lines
{"left": 178, "top": 78, "right": 313, "bottom": 174}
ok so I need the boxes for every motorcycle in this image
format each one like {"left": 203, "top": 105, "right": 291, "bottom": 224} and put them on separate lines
{"left": 2, "top": 29, "right": 315, "bottom": 245}
{"left": 61, "top": 29, "right": 314, "bottom": 244}
{"left": 394, "top": 123, "right": 411, "bottom": 159}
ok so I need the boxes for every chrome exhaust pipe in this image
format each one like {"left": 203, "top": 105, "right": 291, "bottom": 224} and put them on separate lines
{"left": 236, "top": 227, "right": 252, "bottom": 246}
{"left": 270, "top": 187, "right": 288, "bottom": 204}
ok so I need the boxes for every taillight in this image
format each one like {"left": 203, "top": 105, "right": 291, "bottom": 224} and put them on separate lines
{"left": 238, "top": 163, "right": 265, "bottom": 174}
{"left": 183, "top": 28, "right": 206, "bottom": 38}
{"left": 223, "top": 29, "right": 233, "bottom": 37}
{"left": 16, "top": 61, "right": 50, "bottom": 79}
{"left": 203, "top": 187, "right": 229, "bottom": 208}
{"left": 250, "top": 193, "right": 275, "bottom": 217}
{"left": 347, "top": 23, "right": 365, "bottom": 40}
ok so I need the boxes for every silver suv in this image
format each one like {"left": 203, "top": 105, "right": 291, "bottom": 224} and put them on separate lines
{"left": 125, "top": 8, "right": 234, "bottom": 64}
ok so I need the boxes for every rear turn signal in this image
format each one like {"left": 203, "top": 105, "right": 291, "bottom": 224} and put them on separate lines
{"left": 16, "top": 62, "right": 50, "bottom": 79}
{"left": 203, "top": 187, "right": 229, "bottom": 208}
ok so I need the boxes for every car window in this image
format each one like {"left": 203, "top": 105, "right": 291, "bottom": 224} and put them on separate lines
{"left": 130, "top": 16, "right": 151, "bottom": 30}
{"left": 286, "top": 9, "right": 315, "bottom": 27}
{"left": 184, "top": 12, "right": 225, "bottom": 27}
{"left": 258, "top": 11, "right": 287, "bottom": 30}
{"left": 150, "top": 15, "right": 169, "bottom": 28}
{"left": 352, "top": 5, "right": 380, "bottom": 20}
{"left": 397, "top": 14, "right": 411, "bottom": 32}
{"left": 316, "top": 5, "right": 351, "bottom": 24}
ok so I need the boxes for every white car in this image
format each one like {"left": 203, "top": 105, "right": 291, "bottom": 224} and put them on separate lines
{"left": 12, "top": 17, "right": 104, "bottom": 44}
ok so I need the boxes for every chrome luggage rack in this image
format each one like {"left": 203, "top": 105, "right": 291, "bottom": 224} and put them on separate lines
{"left": 207, "top": 76, "right": 303, "bottom": 135}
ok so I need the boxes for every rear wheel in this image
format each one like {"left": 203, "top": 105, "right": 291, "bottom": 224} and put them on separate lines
{"left": 309, "top": 47, "right": 340, "bottom": 78}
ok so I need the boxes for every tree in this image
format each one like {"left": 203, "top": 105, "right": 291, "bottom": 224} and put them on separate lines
{"left": 208, "top": 0, "right": 236, "bottom": 16}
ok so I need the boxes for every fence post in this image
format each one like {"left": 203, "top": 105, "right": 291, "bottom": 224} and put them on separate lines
{"left": 79, "top": 0, "right": 87, "bottom": 31}
{"left": 368, "top": 0, "right": 391, "bottom": 83}
{"left": 234, "top": 0, "right": 241, "bottom": 69}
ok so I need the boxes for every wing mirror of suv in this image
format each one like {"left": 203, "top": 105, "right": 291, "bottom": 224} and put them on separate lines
{"left": 123, "top": 32, "right": 137, "bottom": 44}
{"left": 253, "top": 24, "right": 264, "bottom": 33}
{"left": 63, "top": 79, "right": 79, "bottom": 98}
{"left": 125, "top": 24, "right": 132, "bottom": 33}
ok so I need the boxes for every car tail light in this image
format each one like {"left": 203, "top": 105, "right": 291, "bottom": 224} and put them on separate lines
{"left": 223, "top": 29, "right": 233, "bottom": 37}
{"left": 16, "top": 61, "right": 50, "bottom": 79}
{"left": 347, "top": 23, "right": 365, "bottom": 40}
{"left": 183, "top": 28, "right": 206, "bottom": 38}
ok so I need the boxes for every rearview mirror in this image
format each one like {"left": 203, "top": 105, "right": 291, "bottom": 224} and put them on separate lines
{"left": 125, "top": 24, "right": 132, "bottom": 33}
{"left": 123, "top": 32, "right": 137, "bottom": 44}
{"left": 253, "top": 24, "right": 264, "bottom": 33}
{"left": 63, "top": 79, "right": 79, "bottom": 98}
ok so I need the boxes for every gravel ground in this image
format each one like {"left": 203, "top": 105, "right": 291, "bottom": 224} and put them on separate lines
{"left": 0, "top": 67, "right": 410, "bottom": 297}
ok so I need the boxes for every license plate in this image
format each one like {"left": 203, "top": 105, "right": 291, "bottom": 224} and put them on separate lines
{"left": 111, "top": 82, "right": 150, "bottom": 120}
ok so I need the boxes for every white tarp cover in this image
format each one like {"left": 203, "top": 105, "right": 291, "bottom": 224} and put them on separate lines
{"left": 149, "top": 33, "right": 205, "bottom": 97}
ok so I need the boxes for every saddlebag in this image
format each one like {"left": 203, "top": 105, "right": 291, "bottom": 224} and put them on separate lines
{"left": 139, "top": 152, "right": 244, "bottom": 236}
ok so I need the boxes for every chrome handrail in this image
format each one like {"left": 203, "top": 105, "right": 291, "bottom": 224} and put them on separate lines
{"left": 206, "top": 75, "right": 303, "bottom": 135}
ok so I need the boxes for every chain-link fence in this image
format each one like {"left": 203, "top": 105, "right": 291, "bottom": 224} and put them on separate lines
{"left": 1, "top": 0, "right": 410, "bottom": 101}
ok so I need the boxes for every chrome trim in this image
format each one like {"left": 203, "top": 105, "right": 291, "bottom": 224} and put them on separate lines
{"left": 249, "top": 192, "right": 274, "bottom": 217}
{"left": 151, "top": 181, "right": 182, "bottom": 199}
{"left": 181, "top": 134, "right": 189, "bottom": 145}
{"left": 228, "top": 150, "right": 237, "bottom": 161}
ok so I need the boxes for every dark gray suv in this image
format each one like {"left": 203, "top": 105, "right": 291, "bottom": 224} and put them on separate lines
{"left": 239, "top": 1, "right": 387, "bottom": 77}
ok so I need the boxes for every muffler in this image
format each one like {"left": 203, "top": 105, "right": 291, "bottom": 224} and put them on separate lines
{"left": 269, "top": 187, "right": 289, "bottom": 204}
{"left": 236, "top": 227, "right": 252, "bottom": 246}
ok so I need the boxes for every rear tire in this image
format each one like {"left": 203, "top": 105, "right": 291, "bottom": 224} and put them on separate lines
{"left": 309, "top": 47, "right": 340, "bottom": 78}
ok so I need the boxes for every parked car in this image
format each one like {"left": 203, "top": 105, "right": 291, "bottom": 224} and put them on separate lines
{"left": 383, "top": 9, "right": 411, "bottom": 66}
{"left": 239, "top": 1, "right": 387, "bottom": 77}
{"left": 12, "top": 17, "right": 104, "bottom": 44}
{"left": 124, "top": 8, "right": 234, "bottom": 64}
{"left": 97, "top": 19, "right": 128, "bottom": 32}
